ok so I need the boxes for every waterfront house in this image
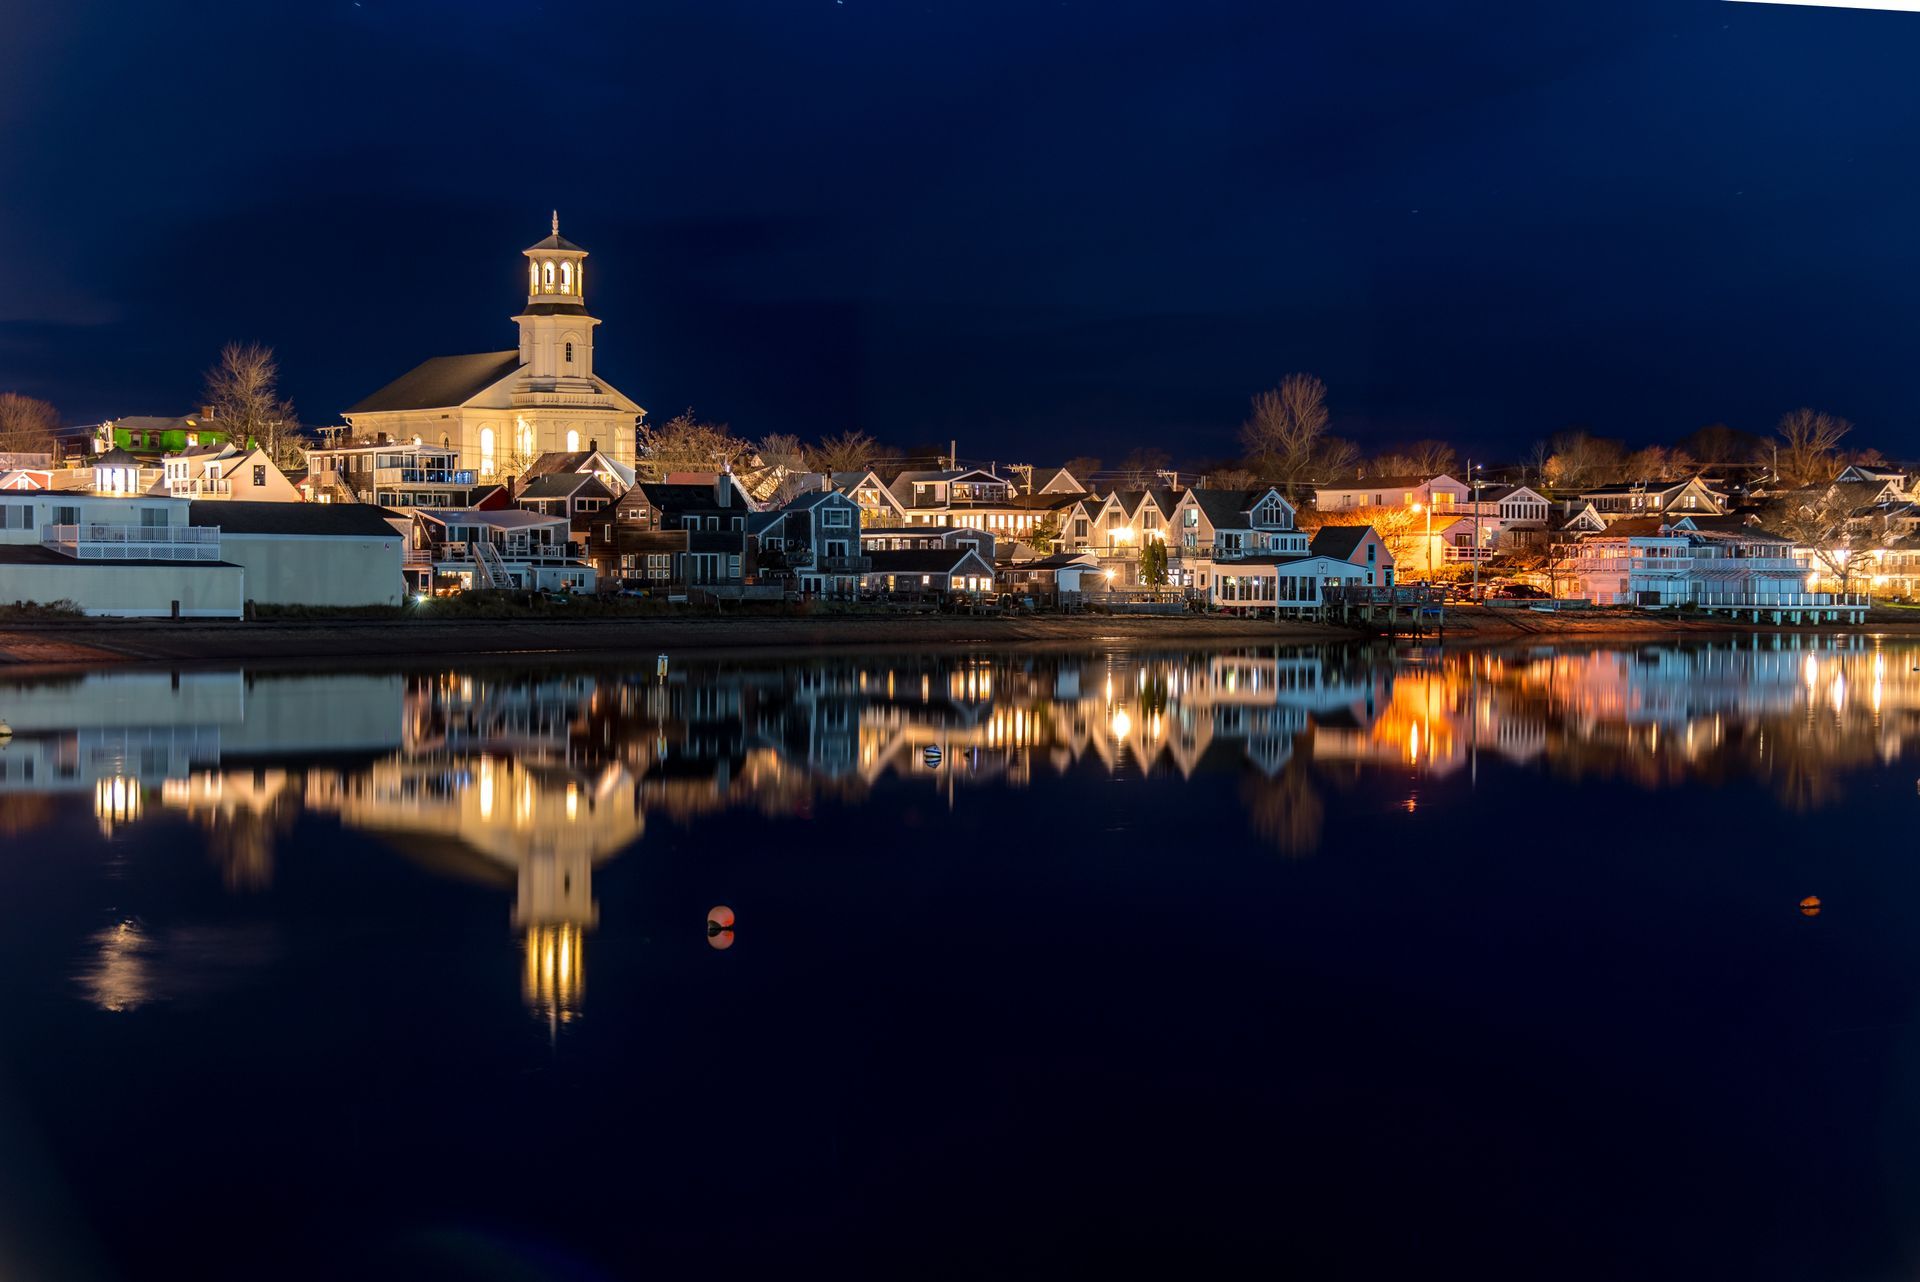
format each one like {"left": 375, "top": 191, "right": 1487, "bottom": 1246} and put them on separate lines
{"left": 305, "top": 438, "right": 485, "bottom": 509}
{"left": 859, "top": 524, "right": 997, "bottom": 562}
{"left": 827, "top": 469, "right": 909, "bottom": 526}
{"left": 186, "top": 500, "right": 406, "bottom": 608}
{"left": 156, "top": 445, "right": 300, "bottom": 503}
{"left": 1313, "top": 473, "right": 1469, "bottom": 513}
{"left": 1578, "top": 476, "right": 1730, "bottom": 521}
{"left": 1169, "top": 486, "right": 1305, "bottom": 564}
{"left": 1309, "top": 525, "right": 1395, "bottom": 587}
{"left": 759, "top": 488, "right": 869, "bottom": 596}
{"left": 1195, "top": 552, "right": 1372, "bottom": 617}
{"left": 414, "top": 508, "right": 595, "bottom": 592}
{"left": 605, "top": 473, "right": 754, "bottom": 595}
{"left": 861, "top": 547, "right": 997, "bottom": 598}
{"left": 999, "top": 551, "right": 1102, "bottom": 606}
{"left": 0, "top": 492, "right": 241, "bottom": 616}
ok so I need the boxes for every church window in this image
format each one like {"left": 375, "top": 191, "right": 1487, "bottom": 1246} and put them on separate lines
{"left": 566, "top": 430, "right": 581, "bottom": 452}
{"left": 480, "top": 428, "right": 496, "bottom": 477}
{"left": 564, "top": 341, "right": 574, "bottom": 364}
{"left": 530, "top": 261, "right": 538, "bottom": 295}
{"left": 560, "top": 261, "right": 573, "bottom": 294}
{"left": 543, "top": 261, "right": 555, "bottom": 289}
{"left": 517, "top": 421, "right": 535, "bottom": 459}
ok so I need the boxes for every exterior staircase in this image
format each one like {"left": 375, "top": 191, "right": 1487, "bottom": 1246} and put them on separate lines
{"left": 472, "top": 539, "right": 510, "bottom": 590}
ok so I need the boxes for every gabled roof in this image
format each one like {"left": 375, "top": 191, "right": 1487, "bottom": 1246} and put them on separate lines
{"left": 865, "top": 547, "right": 994, "bottom": 575}
{"left": 347, "top": 351, "right": 522, "bottom": 414}
{"left": 421, "top": 507, "right": 565, "bottom": 530}
{"left": 1309, "top": 526, "right": 1373, "bottom": 559}
{"left": 187, "top": 500, "right": 401, "bottom": 537}
{"left": 1585, "top": 517, "right": 1670, "bottom": 537}
{"left": 630, "top": 481, "right": 740, "bottom": 511}
{"left": 1181, "top": 486, "right": 1288, "bottom": 530}
{"left": 517, "top": 472, "right": 596, "bottom": 501}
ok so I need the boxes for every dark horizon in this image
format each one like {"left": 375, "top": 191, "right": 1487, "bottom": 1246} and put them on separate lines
{"left": 5, "top": 0, "right": 1920, "bottom": 464}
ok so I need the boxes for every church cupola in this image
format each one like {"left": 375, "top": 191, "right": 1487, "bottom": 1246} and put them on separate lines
{"left": 515, "top": 212, "right": 599, "bottom": 381}
{"left": 523, "top": 210, "right": 588, "bottom": 303}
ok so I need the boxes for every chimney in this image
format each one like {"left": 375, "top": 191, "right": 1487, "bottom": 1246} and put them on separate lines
{"left": 588, "top": 439, "right": 597, "bottom": 453}
{"left": 200, "top": 405, "right": 215, "bottom": 420}
{"left": 715, "top": 463, "right": 732, "bottom": 507}
{"left": 820, "top": 473, "right": 831, "bottom": 493}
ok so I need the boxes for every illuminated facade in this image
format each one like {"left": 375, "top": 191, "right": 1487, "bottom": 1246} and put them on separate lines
{"left": 344, "top": 215, "right": 645, "bottom": 478}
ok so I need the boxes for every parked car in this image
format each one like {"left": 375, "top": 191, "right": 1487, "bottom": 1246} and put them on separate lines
{"left": 1492, "top": 583, "right": 1550, "bottom": 600}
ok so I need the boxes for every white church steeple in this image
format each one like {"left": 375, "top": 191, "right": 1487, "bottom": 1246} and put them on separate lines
{"left": 515, "top": 212, "right": 598, "bottom": 384}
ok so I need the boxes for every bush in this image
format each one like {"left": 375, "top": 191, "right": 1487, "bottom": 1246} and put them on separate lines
{"left": 0, "top": 599, "right": 86, "bottom": 621}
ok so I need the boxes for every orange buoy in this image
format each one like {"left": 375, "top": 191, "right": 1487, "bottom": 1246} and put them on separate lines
{"left": 1800, "top": 896, "right": 1822, "bottom": 918}
{"left": 707, "top": 905, "right": 735, "bottom": 931}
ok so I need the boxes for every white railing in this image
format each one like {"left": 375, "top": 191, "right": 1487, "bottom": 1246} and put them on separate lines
{"left": 1689, "top": 592, "right": 1871, "bottom": 609}
{"left": 43, "top": 523, "right": 221, "bottom": 560}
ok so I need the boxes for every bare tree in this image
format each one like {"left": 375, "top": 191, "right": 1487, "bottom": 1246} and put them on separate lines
{"left": 1119, "top": 446, "right": 1171, "bottom": 483}
{"left": 1061, "top": 456, "right": 1105, "bottom": 486}
{"left": 1312, "top": 436, "right": 1362, "bottom": 480}
{"left": 0, "top": 392, "right": 59, "bottom": 455}
{"left": 756, "top": 433, "right": 809, "bottom": 471}
{"left": 1239, "top": 373, "right": 1330, "bottom": 493}
{"left": 1405, "top": 440, "right": 1458, "bottom": 477}
{"left": 1524, "top": 440, "right": 1551, "bottom": 488}
{"left": 1542, "top": 430, "right": 1626, "bottom": 491}
{"left": 812, "top": 429, "right": 881, "bottom": 474}
{"left": 1209, "top": 467, "right": 1257, "bottom": 490}
{"left": 1621, "top": 446, "right": 1671, "bottom": 483}
{"left": 636, "top": 409, "right": 752, "bottom": 481}
{"left": 1774, "top": 407, "right": 1852, "bottom": 487}
{"left": 204, "top": 342, "right": 303, "bottom": 466}
{"left": 1766, "top": 483, "right": 1885, "bottom": 593}
{"left": 1680, "top": 422, "right": 1757, "bottom": 467}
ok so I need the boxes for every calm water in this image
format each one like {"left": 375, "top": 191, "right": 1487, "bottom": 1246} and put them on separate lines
{"left": 2, "top": 638, "right": 1919, "bottom": 1280}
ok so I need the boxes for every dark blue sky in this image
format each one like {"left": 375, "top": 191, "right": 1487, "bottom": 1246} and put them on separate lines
{"left": 3, "top": 0, "right": 1918, "bottom": 464}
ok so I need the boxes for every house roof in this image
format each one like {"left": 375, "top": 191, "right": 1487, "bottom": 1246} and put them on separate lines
{"left": 423, "top": 508, "right": 564, "bottom": 530}
{"left": 1023, "top": 551, "right": 1099, "bottom": 569}
{"left": 346, "top": 351, "right": 522, "bottom": 414}
{"left": 630, "top": 481, "right": 739, "bottom": 511}
{"left": 1309, "top": 526, "right": 1372, "bottom": 559}
{"left": 517, "top": 473, "right": 595, "bottom": 501}
{"left": 865, "top": 548, "right": 991, "bottom": 574}
{"left": 1587, "top": 517, "right": 1668, "bottom": 537}
{"left": 524, "top": 450, "right": 590, "bottom": 478}
{"left": 0, "top": 544, "right": 240, "bottom": 569}
{"left": 94, "top": 446, "right": 142, "bottom": 467}
{"left": 1183, "top": 487, "right": 1284, "bottom": 529}
{"left": 1319, "top": 474, "right": 1434, "bottom": 492}
{"left": 187, "top": 500, "right": 401, "bottom": 537}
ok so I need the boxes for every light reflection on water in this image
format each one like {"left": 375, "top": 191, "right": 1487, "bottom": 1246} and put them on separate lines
{"left": 8, "top": 637, "right": 1920, "bottom": 1279}
{"left": 0, "top": 635, "right": 1914, "bottom": 1021}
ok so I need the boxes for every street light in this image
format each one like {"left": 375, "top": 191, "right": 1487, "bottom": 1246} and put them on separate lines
{"left": 1411, "top": 501, "right": 1432, "bottom": 584}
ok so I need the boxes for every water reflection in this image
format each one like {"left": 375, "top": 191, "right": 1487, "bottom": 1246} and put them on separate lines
{"left": 4, "top": 635, "right": 1915, "bottom": 1020}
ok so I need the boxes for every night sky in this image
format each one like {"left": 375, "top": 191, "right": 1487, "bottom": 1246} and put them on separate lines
{"left": 4, "top": 0, "right": 1919, "bottom": 464}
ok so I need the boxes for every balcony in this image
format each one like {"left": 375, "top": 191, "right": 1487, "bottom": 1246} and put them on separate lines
{"left": 821, "top": 555, "right": 873, "bottom": 573}
{"left": 43, "top": 523, "right": 221, "bottom": 561}
{"left": 1442, "top": 544, "right": 1496, "bottom": 562}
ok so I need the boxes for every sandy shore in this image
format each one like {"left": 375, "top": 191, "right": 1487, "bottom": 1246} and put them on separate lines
{"left": 0, "top": 607, "right": 1910, "bottom": 673}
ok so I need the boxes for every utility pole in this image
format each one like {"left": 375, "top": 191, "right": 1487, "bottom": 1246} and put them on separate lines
{"left": 1471, "top": 459, "right": 1482, "bottom": 600}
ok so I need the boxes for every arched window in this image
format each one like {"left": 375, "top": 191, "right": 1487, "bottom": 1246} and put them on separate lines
{"left": 529, "top": 261, "right": 538, "bottom": 295}
{"left": 542, "top": 261, "right": 555, "bottom": 289}
{"left": 516, "top": 420, "right": 535, "bottom": 460}
{"left": 560, "top": 261, "right": 573, "bottom": 294}
{"left": 479, "top": 427, "right": 496, "bottom": 477}
{"left": 564, "top": 341, "right": 574, "bottom": 364}
{"left": 441, "top": 434, "right": 450, "bottom": 449}
{"left": 566, "top": 429, "right": 581, "bottom": 452}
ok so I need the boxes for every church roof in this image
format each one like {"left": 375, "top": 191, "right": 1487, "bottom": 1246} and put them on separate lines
{"left": 347, "top": 351, "right": 522, "bottom": 414}
{"left": 525, "top": 232, "right": 585, "bottom": 253}
{"left": 517, "top": 301, "right": 591, "bottom": 317}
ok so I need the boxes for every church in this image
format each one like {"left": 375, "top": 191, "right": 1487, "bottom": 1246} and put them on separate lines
{"left": 344, "top": 216, "right": 645, "bottom": 477}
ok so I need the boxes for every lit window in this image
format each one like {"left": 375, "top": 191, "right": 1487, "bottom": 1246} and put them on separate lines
{"left": 530, "top": 261, "right": 538, "bottom": 294}
{"left": 560, "top": 261, "right": 573, "bottom": 294}
{"left": 543, "top": 261, "right": 555, "bottom": 289}
{"left": 566, "top": 430, "right": 580, "bottom": 452}
{"left": 480, "top": 427, "right": 496, "bottom": 477}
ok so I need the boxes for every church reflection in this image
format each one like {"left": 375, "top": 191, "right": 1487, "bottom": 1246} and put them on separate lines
{"left": 9, "top": 634, "right": 1919, "bottom": 1021}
